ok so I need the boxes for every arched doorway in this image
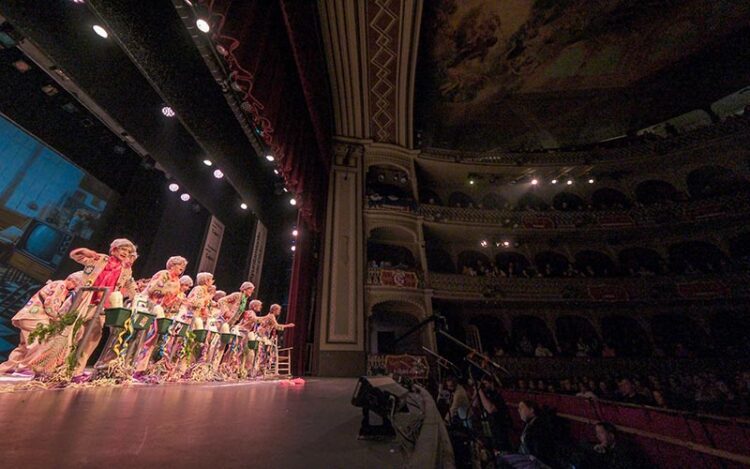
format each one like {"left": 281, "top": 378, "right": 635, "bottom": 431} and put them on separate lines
{"left": 511, "top": 316, "right": 555, "bottom": 356}
{"left": 635, "top": 180, "right": 680, "bottom": 206}
{"left": 517, "top": 192, "right": 549, "bottom": 211}
{"left": 419, "top": 188, "right": 442, "bottom": 205}
{"left": 601, "top": 315, "right": 651, "bottom": 357}
{"left": 556, "top": 316, "right": 599, "bottom": 357}
{"left": 469, "top": 315, "right": 510, "bottom": 355}
{"left": 650, "top": 314, "right": 708, "bottom": 357}
{"left": 367, "top": 242, "right": 416, "bottom": 269}
{"left": 575, "top": 250, "right": 615, "bottom": 277}
{"left": 495, "top": 251, "right": 530, "bottom": 277}
{"left": 369, "top": 301, "right": 424, "bottom": 354}
{"left": 535, "top": 251, "right": 570, "bottom": 277}
{"left": 591, "top": 188, "right": 632, "bottom": 210}
{"left": 448, "top": 191, "right": 475, "bottom": 208}
{"left": 668, "top": 241, "right": 727, "bottom": 274}
{"left": 687, "top": 166, "right": 750, "bottom": 199}
{"left": 457, "top": 250, "right": 491, "bottom": 274}
{"left": 553, "top": 192, "right": 585, "bottom": 211}
{"left": 426, "top": 246, "right": 455, "bottom": 273}
{"left": 480, "top": 193, "right": 507, "bottom": 210}
{"left": 618, "top": 247, "right": 663, "bottom": 276}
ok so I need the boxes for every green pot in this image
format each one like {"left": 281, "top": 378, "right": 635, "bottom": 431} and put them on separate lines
{"left": 172, "top": 321, "right": 190, "bottom": 338}
{"left": 156, "top": 317, "right": 173, "bottom": 334}
{"left": 220, "top": 333, "right": 234, "bottom": 345}
{"left": 193, "top": 329, "right": 208, "bottom": 343}
{"left": 132, "top": 312, "right": 156, "bottom": 331}
{"left": 104, "top": 308, "right": 131, "bottom": 327}
{"left": 247, "top": 340, "right": 259, "bottom": 351}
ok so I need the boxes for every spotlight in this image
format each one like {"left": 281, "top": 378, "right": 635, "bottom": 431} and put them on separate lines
{"left": 196, "top": 18, "right": 210, "bottom": 33}
{"left": 92, "top": 25, "right": 108, "bottom": 39}
{"left": 531, "top": 179, "right": 538, "bottom": 185}
{"left": 203, "top": 159, "right": 213, "bottom": 166}
{"left": 292, "top": 229, "right": 298, "bottom": 237}
{"left": 469, "top": 179, "right": 475, "bottom": 185}
{"left": 480, "top": 240, "right": 488, "bottom": 247}
{"left": 213, "top": 169, "right": 224, "bottom": 179}
{"left": 567, "top": 180, "right": 573, "bottom": 185}
{"left": 291, "top": 245, "right": 296, "bottom": 252}
{"left": 71, "top": 0, "right": 85, "bottom": 3}
{"left": 551, "top": 179, "right": 558, "bottom": 184}
{"left": 161, "top": 106, "right": 175, "bottom": 117}
{"left": 274, "top": 169, "right": 279, "bottom": 175}
{"left": 240, "top": 203, "right": 248, "bottom": 210}
{"left": 266, "top": 154, "right": 275, "bottom": 162}
{"left": 283, "top": 188, "right": 289, "bottom": 193}
{"left": 184, "top": 0, "right": 193, "bottom": 5}
{"left": 180, "top": 193, "right": 190, "bottom": 202}
{"left": 588, "top": 178, "right": 595, "bottom": 184}
{"left": 503, "top": 241, "right": 510, "bottom": 247}
{"left": 168, "top": 183, "right": 179, "bottom": 192}
{"left": 289, "top": 198, "right": 297, "bottom": 206}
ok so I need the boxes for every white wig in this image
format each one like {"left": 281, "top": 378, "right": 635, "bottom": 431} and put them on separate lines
{"left": 179, "top": 275, "right": 194, "bottom": 287}
{"left": 213, "top": 290, "right": 227, "bottom": 301}
{"left": 166, "top": 256, "right": 188, "bottom": 269}
{"left": 66, "top": 271, "right": 84, "bottom": 287}
{"left": 196, "top": 272, "right": 214, "bottom": 286}
{"left": 248, "top": 299, "right": 263, "bottom": 310}
{"left": 240, "top": 281, "right": 255, "bottom": 292}
{"left": 109, "top": 238, "right": 135, "bottom": 254}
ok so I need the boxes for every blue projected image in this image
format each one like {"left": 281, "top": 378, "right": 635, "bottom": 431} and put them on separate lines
{"left": 0, "top": 114, "right": 116, "bottom": 358}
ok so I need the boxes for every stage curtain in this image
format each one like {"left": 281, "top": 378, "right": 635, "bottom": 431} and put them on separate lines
{"left": 205, "top": 0, "right": 332, "bottom": 230}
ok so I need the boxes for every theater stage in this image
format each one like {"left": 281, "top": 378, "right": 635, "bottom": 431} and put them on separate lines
{"left": 1, "top": 378, "right": 405, "bottom": 468}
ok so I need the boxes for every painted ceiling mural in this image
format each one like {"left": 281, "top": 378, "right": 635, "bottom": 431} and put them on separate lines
{"left": 416, "top": 0, "right": 750, "bottom": 151}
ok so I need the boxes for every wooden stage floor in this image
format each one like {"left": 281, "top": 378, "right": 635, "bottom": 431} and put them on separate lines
{"left": 0, "top": 378, "right": 405, "bottom": 468}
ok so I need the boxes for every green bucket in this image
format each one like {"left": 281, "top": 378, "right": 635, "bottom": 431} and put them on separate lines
{"left": 193, "top": 329, "right": 208, "bottom": 343}
{"left": 220, "top": 333, "right": 234, "bottom": 345}
{"left": 172, "top": 321, "right": 190, "bottom": 338}
{"left": 156, "top": 317, "right": 173, "bottom": 334}
{"left": 132, "top": 312, "right": 156, "bottom": 331}
{"left": 247, "top": 340, "right": 259, "bottom": 351}
{"left": 104, "top": 308, "right": 131, "bottom": 327}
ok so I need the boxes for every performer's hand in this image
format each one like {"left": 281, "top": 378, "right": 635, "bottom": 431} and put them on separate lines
{"left": 286, "top": 323, "right": 295, "bottom": 328}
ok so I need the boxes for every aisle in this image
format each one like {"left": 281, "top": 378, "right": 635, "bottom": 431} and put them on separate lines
{"left": 0, "top": 378, "right": 404, "bottom": 468}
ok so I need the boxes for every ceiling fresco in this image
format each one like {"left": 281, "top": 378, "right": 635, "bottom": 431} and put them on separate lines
{"left": 416, "top": 0, "right": 750, "bottom": 151}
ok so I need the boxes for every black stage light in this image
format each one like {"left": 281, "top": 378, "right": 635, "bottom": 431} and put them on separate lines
{"left": 351, "top": 376, "right": 408, "bottom": 440}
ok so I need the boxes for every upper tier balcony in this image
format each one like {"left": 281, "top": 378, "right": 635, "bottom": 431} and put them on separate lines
{"left": 420, "top": 114, "right": 750, "bottom": 166}
{"left": 367, "top": 194, "right": 750, "bottom": 232}
{"left": 428, "top": 272, "right": 750, "bottom": 303}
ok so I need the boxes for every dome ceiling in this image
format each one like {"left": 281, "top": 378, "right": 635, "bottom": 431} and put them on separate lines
{"left": 415, "top": 0, "right": 750, "bottom": 151}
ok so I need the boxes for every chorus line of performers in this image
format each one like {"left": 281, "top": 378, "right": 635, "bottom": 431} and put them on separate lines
{"left": 0, "top": 238, "right": 294, "bottom": 383}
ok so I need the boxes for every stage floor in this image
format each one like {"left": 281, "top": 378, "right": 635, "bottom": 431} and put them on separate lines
{"left": 0, "top": 378, "right": 405, "bottom": 468}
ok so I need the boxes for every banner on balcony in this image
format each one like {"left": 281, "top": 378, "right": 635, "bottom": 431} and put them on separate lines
{"left": 384, "top": 354, "right": 430, "bottom": 380}
{"left": 380, "top": 269, "right": 419, "bottom": 288}
{"left": 677, "top": 280, "right": 729, "bottom": 299}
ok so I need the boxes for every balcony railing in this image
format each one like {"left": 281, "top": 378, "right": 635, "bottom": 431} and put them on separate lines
{"left": 367, "top": 268, "right": 423, "bottom": 289}
{"left": 420, "top": 115, "right": 750, "bottom": 166}
{"left": 419, "top": 194, "right": 750, "bottom": 230}
{"left": 428, "top": 272, "right": 750, "bottom": 302}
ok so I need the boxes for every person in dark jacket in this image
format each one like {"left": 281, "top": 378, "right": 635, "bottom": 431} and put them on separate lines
{"left": 517, "top": 400, "right": 557, "bottom": 466}
{"left": 586, "top": 421, "right": 644, "bottom": 469}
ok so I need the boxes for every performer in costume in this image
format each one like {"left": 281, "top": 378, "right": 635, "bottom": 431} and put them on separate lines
{"left": 0, "top": 271, "right": 84, "bottom": 375}
{"left": 181, "top": 272, "right": 215, "bottom": 323}
{"left": 133, "top": 256, "right": 188, "bottom": 371}
{"left": 17, "top": 239, "right": 136, "bottom": 376}
{"left": 69, "top": 238, "right": 137, "bottom": 376}
{"left": 217, "top": 281, "right": 255, "bottom": 325}
{"left": 255, "top": 304, "right": 294, "bottom": 375}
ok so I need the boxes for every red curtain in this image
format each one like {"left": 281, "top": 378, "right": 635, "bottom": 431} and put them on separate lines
{"left": 202, "top": 0, "right": 331, "bottom": 230}
{"left": 284, "top": 213, "right": 316, "bottom": 375}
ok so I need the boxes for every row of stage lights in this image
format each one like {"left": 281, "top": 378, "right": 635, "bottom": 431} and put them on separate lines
{"left": 480, "top": 240, "right": 512, "bottom": 248}
{"left": 77, "top": 3, "right": 297, "bottom": 211}
{"left": 469, "top": 177, "right": 595, "bottom": 186}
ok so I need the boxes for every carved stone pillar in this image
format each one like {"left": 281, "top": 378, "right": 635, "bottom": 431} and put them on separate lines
{"left": 316, "top": 142, "right": 366, "bottom": 376}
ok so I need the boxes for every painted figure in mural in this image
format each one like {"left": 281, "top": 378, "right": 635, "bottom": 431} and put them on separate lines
{"left": 0, "top": 271, "right": 84, "bottom": 375}
{"left": 133, "top": 256, "right": 188, "bottom": 371}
